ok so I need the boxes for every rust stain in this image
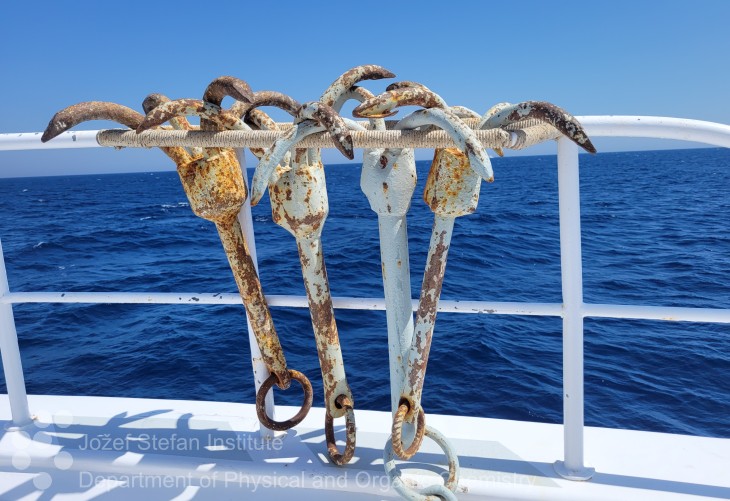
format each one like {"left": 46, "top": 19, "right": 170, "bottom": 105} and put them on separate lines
{"left": 320, "top": 64, "right": 396, "bottom": 107}
{"left": 499, "top": 100, "right": 597, "bottom": 153}
{"left": 325, "top": 394, "right": 356, "bottom": 465}
{"left": 353, "top": 85, "right": 446, "bottom": 118}
{"left": 408, "top": 229, "right": 449, "bottom": 392}
{"left": 231, "top": 91, "right": 302, "bottom": 121}
{"left": 295, "top": 101, "right": 354, "bottom": 160}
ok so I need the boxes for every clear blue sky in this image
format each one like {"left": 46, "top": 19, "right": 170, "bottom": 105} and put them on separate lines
{"left": 1, "top": 0, "right": 729, "bottom": 177}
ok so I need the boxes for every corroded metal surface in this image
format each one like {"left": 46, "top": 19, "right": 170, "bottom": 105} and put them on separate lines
{"left": 352, "top": 87, "right": 465, "bottom": 464}
{"left": 385, "top": 423, "right": 460, "bottom": 501}
{"left": 400, "top": 146, "right": 482, "bottom": 424}
{"left": 229, "top": 91, "right": 300, "bottom": 162}
{"left": 42, "top": 97, "right": 308, "bottom": 420}
{"left": 231, "top": 91, "right": 302, "bottom": 121}
{"left": 295, "top": 101, "right": 354, "bottom": 159}
{"left": 41, "top": 101, "right": 144, "bottom": 143}
{"left": 251, "top": 121, "right": 325, "bottom": 205}
{"left": 353, "top": 86, "right": 448, "bottom": 119}
{"left": 329, "top": 78, "right": 419, "bottom": 454}
{"left": 256, "top": 102, "right": 358, "bottom": 464}
{"left": 138, "top": 95, "right": 321, "bottom": 430}
{"left": 138, "top": 99, "right": 245, "bottom": 132}
{"left": 319, "top": 64, "right": 395, "bottom": 108}
{"left": 385, "top": 81, "right": 449, "bottom": 108}
{"left": 201, "top": 76, "right": 253, "bottom": 132}
{"left": 391, "top": 402, "right": 426, "bottom": 460}
{"left": 178, "top": 149, "right": 245, "bottom": 221}
{"left": 256, "top": 369, "right": 313, "bottom": 431}
{"left": 202, "top": 76, "right": 253, "bottom": 107}
{"left": 355, "top": 82, "right": 501, "bottom": 163}
{"left": 360, "top": 130, "right": 417, "bottom": 416}
{"left": 479, "top": 100, "right": 597, "bottom": 153}
{"left": 142, "top": 93, "right": 202, "bottom": 158}
{"left": 325, "top": 76, "right": 418, "bottom": 452}
{"left": 41, "top": 101, "right": 191, "bottom": 166}
{"left": 333, "top": 85, "right": 379, "bottom": 113}
{"left": 325, "top": 394, "right": 356, "bottom": 465}
{"left": 423, "top": 148, "right": 481, "bottom": 216}
{"left": 380, "top": 109, "right": 490, "bottom": 463}
{"left": 245, "top": 109, "right": 278, "bottom": 134}
{"left": 174, "top": 150, "right": 299, "bottom": 396}
{"left": 269, "top": 152, "right": 353, "bottom": 419}
{"left": 244, "top": 109, "right": 282, "bottom": 160}
{"left": 313, "top": 65, "right": 395, "bottom": 186}
{"left": 398, "top": 108, "right": 494, "bottom": 182}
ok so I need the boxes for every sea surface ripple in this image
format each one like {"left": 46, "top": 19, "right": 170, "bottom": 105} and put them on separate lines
{"left": 0, "top": 148, "right": 728, "bottom": 438}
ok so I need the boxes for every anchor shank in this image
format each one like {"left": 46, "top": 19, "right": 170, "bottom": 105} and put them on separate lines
{"left": 377, "top": 214, "right": 415, "bottom": 414}
{"left": 296, "top": 235, "right": 353, "bottom": 418}
{"left": 215, "top": 218, "right": 290, "bottom": 388}
{"left": 403, "top": 215, "right": 455, "bottom": 410}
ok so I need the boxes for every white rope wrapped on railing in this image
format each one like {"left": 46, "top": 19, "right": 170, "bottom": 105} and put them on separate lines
{"left": 97, "top": 123, "right": 561, "bottom": 151}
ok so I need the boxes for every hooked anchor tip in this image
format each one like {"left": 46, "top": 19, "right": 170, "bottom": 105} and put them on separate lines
{"left": 142, "top": 93, "right": 169, "bottom": 114}
{"left": 351, "top": 103, "right": 397, "bottom": 119}
{"left": 249, "top": 188, "right": 263, "bottom": 207}
{"left": 581, "top": 139, "right": 598, "bottom": 154}
{"left": 339, "top": 136, "right": 355, "bottom": 160}
{"left": 40, "top": 125, "right": 57, "bottom": 143}
{"left": 203, "top": 76, "right": 254, "bottom": 105}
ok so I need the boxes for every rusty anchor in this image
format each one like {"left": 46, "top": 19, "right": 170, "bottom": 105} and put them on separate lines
{"left": 136, "top": 80, "right": 315, "bottom": 431}
{"left": 389, "top": 110, "right": 490, "bottom": 487}
{"left": 354, "top": 87, "right": 472, "bottom": 501}
{"left": 249, "top": 100, "right": 358, "bottom": 465}
{"left": 355, "top": 86, "right": 492, "bottom": 466}
{"left": 319, "top": 67, "right": 421, "bottom": 427}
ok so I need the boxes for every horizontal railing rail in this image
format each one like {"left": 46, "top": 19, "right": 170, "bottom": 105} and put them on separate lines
{"left": 1, "top": 116, "right": 728, "bottom": 481}
{"left": 2, "top": 292, "right": 729, "bottom": 323}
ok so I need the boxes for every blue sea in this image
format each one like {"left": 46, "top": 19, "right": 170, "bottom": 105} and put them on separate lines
{"left": 0, "top": 148, "right": 728, "bottom": 438}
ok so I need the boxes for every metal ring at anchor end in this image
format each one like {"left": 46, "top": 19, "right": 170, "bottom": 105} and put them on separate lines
{"left": 384, "top": 425, "right": 460, "bottom": 501}
{"left": 324, "top": 394, "right": 356, "bottom": 465}
{"left": 392, "top": 402, "right": 426, "bottom": 460}
{"left": 256, "top": 369, "right": 313, "bottom": 431}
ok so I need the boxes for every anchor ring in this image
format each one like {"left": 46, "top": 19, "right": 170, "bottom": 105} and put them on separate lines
{"left": 392, "top": 401, "right": 426, "bottom": 460}
{"left": 384, "top": 424, "right": 460, "bottom": 501}
{"left": 255, "top": 369, "right": 313, "bottom": 431}
{"left": 324, "top": 394, "right": 357, "bottom": 465}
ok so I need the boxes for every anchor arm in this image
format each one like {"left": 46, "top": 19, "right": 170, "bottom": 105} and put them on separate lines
{"left": 479, "top": 100, "right": 597, "bottom": 153}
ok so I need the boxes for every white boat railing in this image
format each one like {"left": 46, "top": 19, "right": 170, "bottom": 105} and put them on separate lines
{"left": 1, "top": 116, "right": 729, "bottom": 482}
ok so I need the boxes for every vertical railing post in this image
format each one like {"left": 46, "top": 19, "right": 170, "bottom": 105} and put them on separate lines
{"left": 553, "top": 138, "right": 594, "bottom": 480}
{"left": 236, "top": 152, "right": 275, "bottom": 439}
{"left": 0, "top": 238, "right": 33, "bottom": 429}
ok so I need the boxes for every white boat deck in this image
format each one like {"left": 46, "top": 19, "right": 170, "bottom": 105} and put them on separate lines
{"left": 0, "top": 394, "right": 728, "bottom": 500}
